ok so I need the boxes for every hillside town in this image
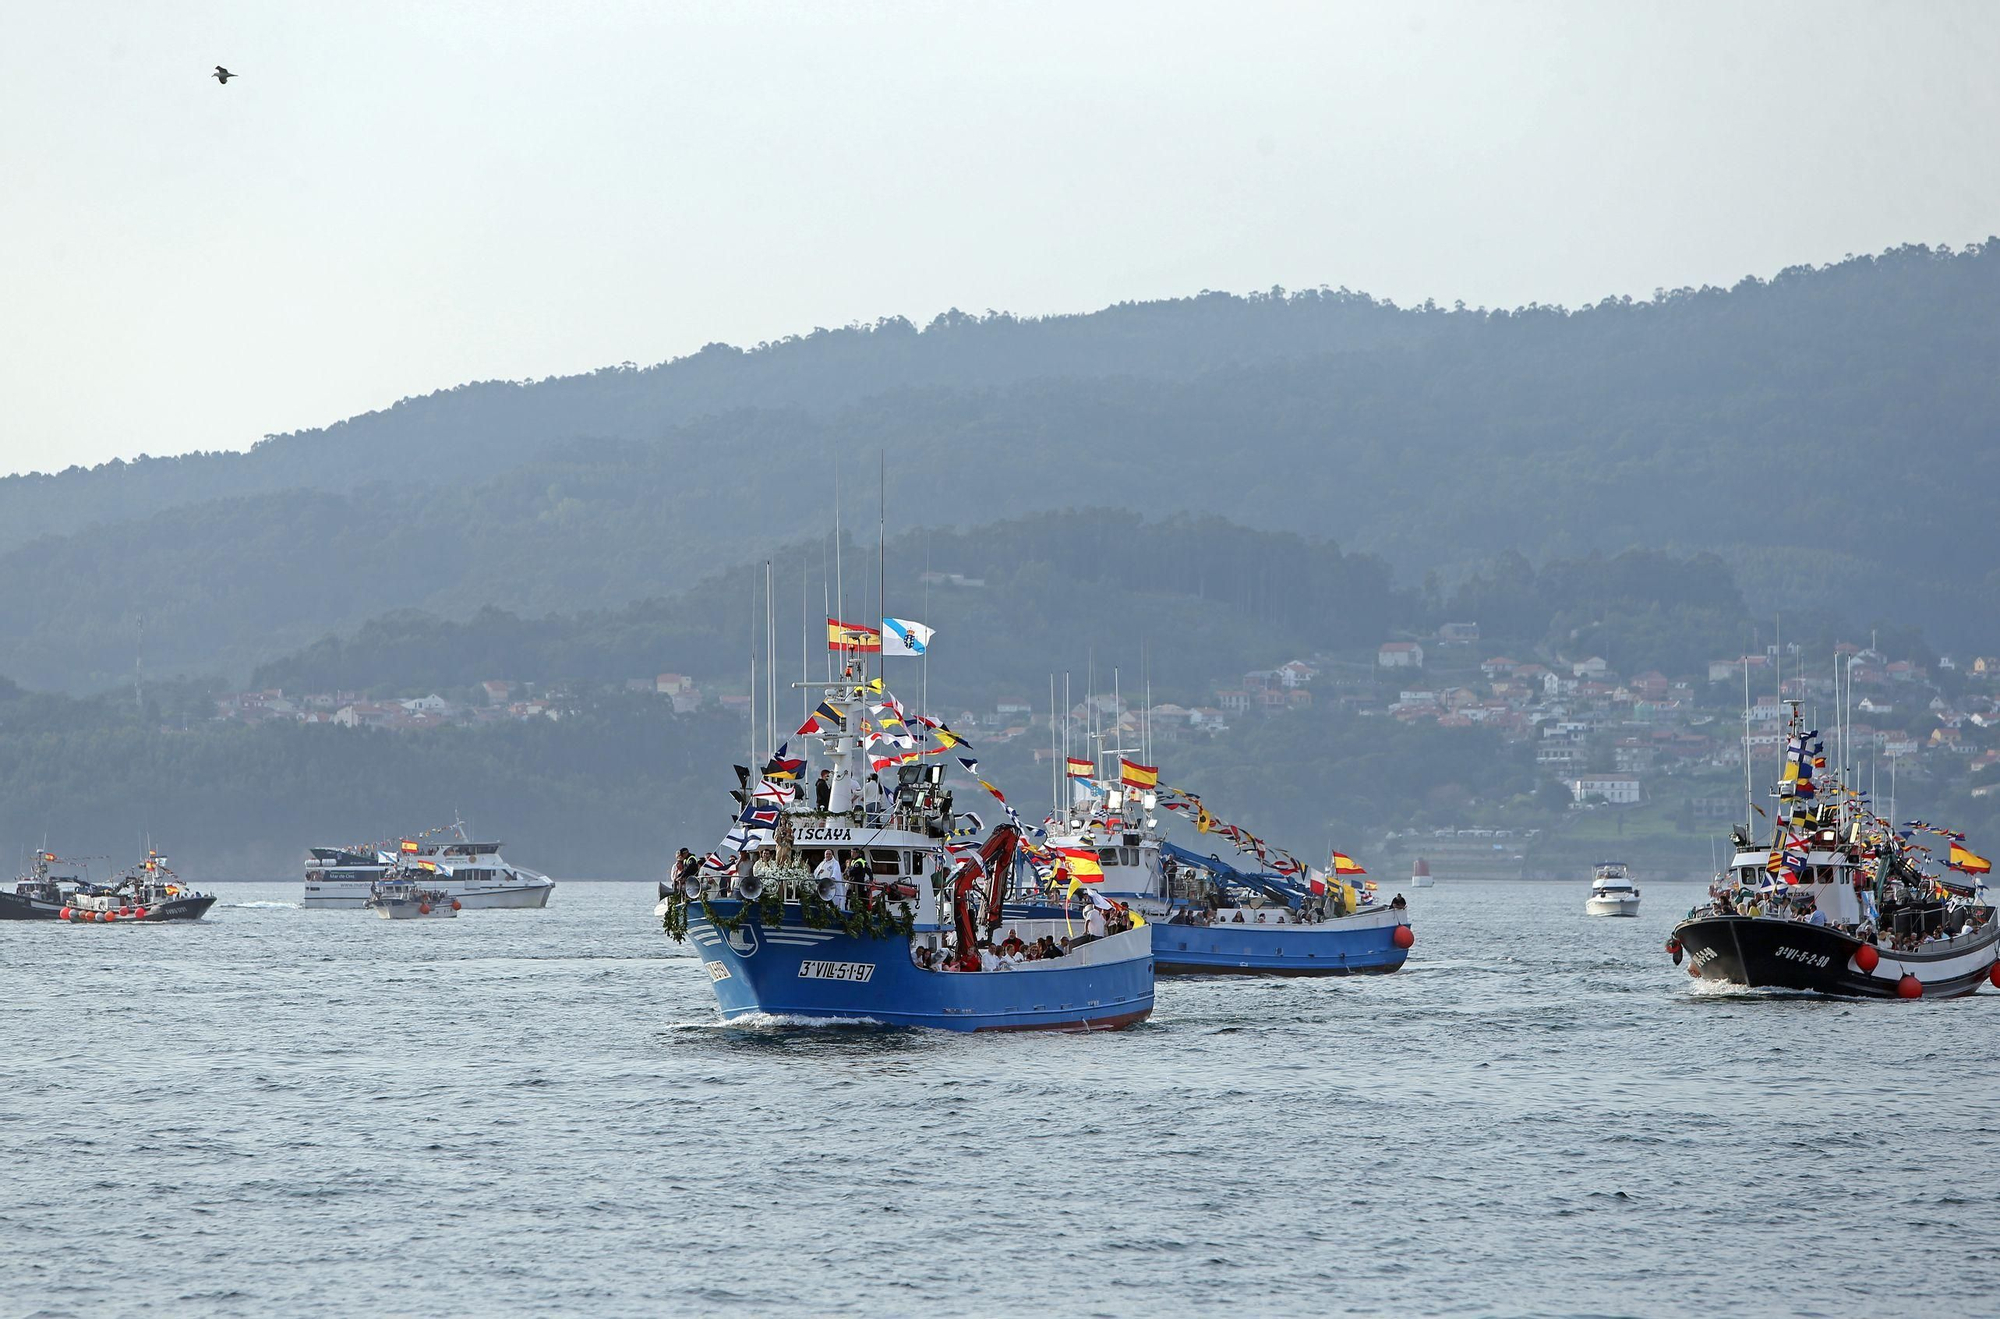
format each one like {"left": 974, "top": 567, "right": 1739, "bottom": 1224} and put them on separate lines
{"left": 204, "top": 625, "right": 2000, "bottom": 814}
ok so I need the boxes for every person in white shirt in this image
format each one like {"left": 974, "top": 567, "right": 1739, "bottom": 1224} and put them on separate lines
{"left": 822, "top": 851, "right": 850, "bottom": 910}
{"left": 813, "top": 851, "right": 842, "bottom": 901}
{"left": 1083, "top": 905, "right": 1107, "bottom": 941}
{"left": 978, "top": 941, "right": 1002, "bottom": 972}
{"left": 862, "top": 773, "right": 886, "bottom": 825}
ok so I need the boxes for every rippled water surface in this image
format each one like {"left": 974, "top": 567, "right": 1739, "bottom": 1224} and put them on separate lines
{"left": 6, "top": 879, "right": 1999, "bottom": 1317}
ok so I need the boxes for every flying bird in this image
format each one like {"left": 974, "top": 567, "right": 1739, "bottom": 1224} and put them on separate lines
{"left": 213, "top": 66, "right": 236, "bottom": 84}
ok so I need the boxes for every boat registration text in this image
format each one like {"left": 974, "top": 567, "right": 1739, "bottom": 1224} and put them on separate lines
{"left": 798, "top": 960, "right": 875, "bottom": 982}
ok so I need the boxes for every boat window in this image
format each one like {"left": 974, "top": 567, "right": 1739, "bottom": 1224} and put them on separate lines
{"left": 1097, "top": 848, "right": 1118, "bottom": 867}
{"left": 868, "top": 849, "right": 902, "bottom": 876}
{"left": 910, "top": 853, "right": 926, "bottom": 876}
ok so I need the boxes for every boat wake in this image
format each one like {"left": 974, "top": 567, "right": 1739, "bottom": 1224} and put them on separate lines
{"left": 666, "top": 1013, "right": 892, "bottom": 1032}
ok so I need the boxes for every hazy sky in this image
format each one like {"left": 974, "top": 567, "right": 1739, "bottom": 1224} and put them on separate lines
{"left": 3, "top": 0, "right": 1996, "bottom": 475}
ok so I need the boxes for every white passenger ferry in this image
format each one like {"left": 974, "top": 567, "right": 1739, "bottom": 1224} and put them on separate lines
{"left": 304, "top": 825, "right": 554, "bottom": 909}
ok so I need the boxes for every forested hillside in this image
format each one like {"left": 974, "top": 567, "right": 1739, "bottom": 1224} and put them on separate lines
{"left": 3, "top": 243, "right": 1997, "bottom": 692}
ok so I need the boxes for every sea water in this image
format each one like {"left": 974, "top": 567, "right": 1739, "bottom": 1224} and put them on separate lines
{"left": 5, "top": 880, "right": 1996, "bottom": 1317}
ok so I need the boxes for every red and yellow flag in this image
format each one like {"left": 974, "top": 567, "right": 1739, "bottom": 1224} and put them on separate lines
{"left": 1056, "top": 846, "right": 1104, "bottom": 882}
{"left": 1948, "top": 843, "right": 1992, "bottom": 874}
{"left": 1065, "top": 757, "right": 1093, "bottom": 778}
{"left": 400, "top": 838, "right": 420, "bottom": 854}
{"left": 1331, "top": 851, "right": 1367, "bottom": 875}
{"left": 826, "top": 618, "right": 883, "bottom": 652}
{"left": 1119, "top": 758, "right": 1159, "bottom": 789}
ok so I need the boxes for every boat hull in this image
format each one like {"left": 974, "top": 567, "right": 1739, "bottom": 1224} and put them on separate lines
{"left": 1586, "top": 896, "right": 1641, "bottom": 917}
{"left": 1152, "top": 906, "right": 1411, "bottom": 976}
{"left": 58, "top": 895, "right": 217, "bottom": 923}
{"left": 684, "top": 902, "right": 1154, "bottom": 1031}
{"left": 1674, "top": 914, "right": 1999, "bottom": 998}
{"left": 305, "top": 880, "right": 553, "bottom": 909}
{"left": 373, "top": 902, "right": 458, "bottom": 919}
{"left": 0, "top": 892, "right": 63, "bottom": 921}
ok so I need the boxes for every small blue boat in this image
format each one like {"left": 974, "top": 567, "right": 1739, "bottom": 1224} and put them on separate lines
{"left": 1150, "top": 845, "right": 1410, "bottom": 975}
{"left": 662, "top": 672, "right": 1154, "bottom": 1032}
{"left": 1035, "top": 799, "right": 1412, "bottom": 977}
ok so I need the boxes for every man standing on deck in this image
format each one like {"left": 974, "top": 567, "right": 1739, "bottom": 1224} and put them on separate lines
{"left": 814, "top": 769, "right": 833, "bottom": 812}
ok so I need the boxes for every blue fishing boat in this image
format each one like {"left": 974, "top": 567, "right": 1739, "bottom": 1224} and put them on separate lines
{"left": 661, "top": 670, "right": 1154, "bottom": 1032}
{"left": 1149, "top": 844, "right": 1410, "bottom": 975}
{"left": 1028, "top": 766, "right": 1412, "bottom": 976}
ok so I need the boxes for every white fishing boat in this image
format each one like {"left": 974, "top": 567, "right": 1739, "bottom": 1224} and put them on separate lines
{"left": 304, "top": 822, "right": 553, "bottom": 909}
{"left": 1585, "top": 862, "right": 1641, "bottom": 917}
{"left": 365, "top": 876, "right": 460, "bottom": 919}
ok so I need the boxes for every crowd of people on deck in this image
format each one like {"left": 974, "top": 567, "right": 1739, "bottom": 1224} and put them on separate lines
{"left": 1704, "top": 867, "right": 1985, "bottom": 952}
{"left": 915, "top": 901, "right": 1141, "bottom": 973}
{"left": 667, "top": 844, "right": 917, "bottom": 906}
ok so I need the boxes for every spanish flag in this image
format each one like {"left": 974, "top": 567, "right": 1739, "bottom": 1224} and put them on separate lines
{"left": 399, "top": 839, "right": 420, "bottom": 854}
{"left": 827, "top": 618, "right": 882, "bottom": 652}
{"left": 1119, "top": 758, "right": 1159, "bottom": 789}
{"left": 1056, "top": 846, "right": 1104, "bottom": 882}
{"left": 1331, "top": 851, "right": 1367, "bottom": 876}
{"left": 1948, "top": 843, "right": 1992, "bottom": 874}
{"left": 1065, "top": 757, "right": 1093, "bottom": 778}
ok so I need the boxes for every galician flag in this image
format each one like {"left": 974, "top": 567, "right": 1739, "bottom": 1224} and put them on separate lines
{"left": 882, "top": 618, "right": 935, "bottom": 657}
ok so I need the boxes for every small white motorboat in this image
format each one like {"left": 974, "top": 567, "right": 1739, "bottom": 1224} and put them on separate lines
{"left": 1585, "top": 862, "right": 1641, "bottom": 917}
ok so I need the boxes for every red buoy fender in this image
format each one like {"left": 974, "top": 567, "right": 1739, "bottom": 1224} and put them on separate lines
{"left": 133, "top": 907, "right": 148, "bottom": 920}
{"left": 103, "top": 911, "right": 117, "bottom": 923}
{"left": 1988, "top": 962, "right": 2000, "bottom": 990}
{"left": 418, "top": 903, "right": 432, "bottom": 915}
{"left": 1391, "top": 924, "right": 1415, "bottom": 949}
{"left": 451, "top": 900, "right": 462, "bottom": 911}
{"left": 59, "top": 907, "right": 73, "bottom": 921}
{"left": 1854, "top": 944, "right": 1880, "bottom": 974}
{"left": 1897, "top": 973, "right": 1923, "bottom": 1000}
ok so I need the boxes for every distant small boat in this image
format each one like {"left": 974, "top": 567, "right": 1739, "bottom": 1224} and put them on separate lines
{"left": 1, "top": 850, "right": 84, "bottom": 920}
{"left": 1586, "top": 862, "right": 1641, "bottom": 917}
{"left": 366, "top": 876, "right": 461, "bottom": 919}
{"left": 1411, "top": 856, "right": 1434, "bottom": 889}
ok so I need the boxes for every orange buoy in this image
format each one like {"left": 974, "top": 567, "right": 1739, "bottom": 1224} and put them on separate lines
{"left": 120, "top": 907, "right": 133, "bottom": 917}
{"left": 1988, "top": 962, "right": 2000, "bottom": 989}
{"left": 1391, "top": 925, "right": 1415, "bottom": 949}
{"left": 1854, "top": 944, "right": 1880, "bottom": 974}
{"left": 133, "top": 907, "right": 149, "bottom": 920}
{"left": 418, "top": 903, "right": 432, "bottom": 915}
{"left": 451, "top": 900, "right": 462, "bottom": 911}
{"left": 1896, "top": 973, "right": 1922, "bottom": 1000}
{"left": 59, "top": 907, "right": 73, "bottom": 921}
{"left": 103, "top": 911, "right": 117, "bottom": 923}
